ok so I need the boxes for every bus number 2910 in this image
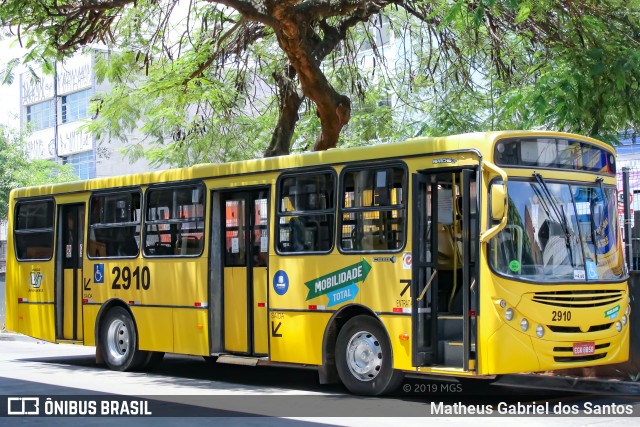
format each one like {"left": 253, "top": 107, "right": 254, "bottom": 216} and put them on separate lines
{"left": 551, "top": 310, "right": 571, "bottom": 321}
{"left": 112, "top": 266, "right": 151, "bottom": 290}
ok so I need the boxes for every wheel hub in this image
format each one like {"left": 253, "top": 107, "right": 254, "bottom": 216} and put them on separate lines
{"left": 107, "top": 319, "right": 130, "bottom": 362}
{"left": 346, "top": 331, "right": 382, "bottom": 381}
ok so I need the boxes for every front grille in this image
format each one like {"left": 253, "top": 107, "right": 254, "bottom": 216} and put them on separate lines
{"left": 554, "top": 353, "right": 607, "bottom": 363}
{"left": 547, "top": 323, "right": 613, "bottom": 333}
{"left": 532, "top": 290, "right": 622, "bottom": 308}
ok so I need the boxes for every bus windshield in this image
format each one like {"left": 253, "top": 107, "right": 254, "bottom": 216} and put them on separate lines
{"left": 490, "top": 179, "right": 624, "bottom": 282}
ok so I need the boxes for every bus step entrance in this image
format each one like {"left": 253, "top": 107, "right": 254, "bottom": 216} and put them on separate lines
{"left": 216, "top": 355, "right": 264, "bottom": 366}
{"left": 441, "top": 341, "right": 476, "bottom": 367}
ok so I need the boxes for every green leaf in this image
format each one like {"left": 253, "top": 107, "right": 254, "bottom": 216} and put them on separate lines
{"left": 515, "top": 5, "right": 532, "bottom": 24}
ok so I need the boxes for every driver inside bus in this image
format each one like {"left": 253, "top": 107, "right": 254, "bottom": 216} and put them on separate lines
{"left": 287, "top": 188, "right": 318, "bottom": 252}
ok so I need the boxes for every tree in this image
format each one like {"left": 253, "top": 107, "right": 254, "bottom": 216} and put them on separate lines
{"left": 0, "top": 125, "right": 76, "bottom": 218}
{"left": 2, "top": 0, "right": 640, "bottom": 163}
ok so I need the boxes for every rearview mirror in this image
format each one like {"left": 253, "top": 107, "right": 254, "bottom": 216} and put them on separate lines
{"left": 490, "top": 182, "right": 507, "bottom": 222}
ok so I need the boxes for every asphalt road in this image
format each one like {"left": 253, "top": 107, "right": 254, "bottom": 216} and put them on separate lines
{"left": 0, "top": 339, "right": 639, "bottom": 426}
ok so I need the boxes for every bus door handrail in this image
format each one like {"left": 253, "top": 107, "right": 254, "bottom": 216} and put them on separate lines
{"left": 480, "top": 161, "right": 508, "bottom": 243}
{"left": 417, "top": 269, "right": 437, "bottom": 302}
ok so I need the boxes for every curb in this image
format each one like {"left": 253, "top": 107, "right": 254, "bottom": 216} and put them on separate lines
{"left": 497, "top": 373, "right": 640, "bottom": 395}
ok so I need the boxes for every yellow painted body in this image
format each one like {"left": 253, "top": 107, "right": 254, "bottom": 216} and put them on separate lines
{"left": 224, "top": 267, "right": 249, "bottom": 353}
{"left": 4, "top": 130, "right": 628, "bottom": 378}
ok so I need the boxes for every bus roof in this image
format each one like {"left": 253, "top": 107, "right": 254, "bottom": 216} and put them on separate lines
{"left": 10, "top": 130, "right": 612, "bottom": 198}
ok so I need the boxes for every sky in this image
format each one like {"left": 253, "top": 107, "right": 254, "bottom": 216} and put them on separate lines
{"left": 0, "top": 35, "right": 23, "bottom": 129}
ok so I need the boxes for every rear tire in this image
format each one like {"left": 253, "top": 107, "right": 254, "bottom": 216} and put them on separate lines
{"left": 335, "top": 315, "right": 403, "bottom": 396}
{"left": 100, "top": 306, "right": 148, "bottom": 371}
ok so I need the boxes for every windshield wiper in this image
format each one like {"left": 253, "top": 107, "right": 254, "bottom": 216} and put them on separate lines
{"left": 533, "top": 173, "right": 575, "bottom": 267}
{"left": 596, "top": 177, "right": 608, "bottom": 206}
{"left": 589, "top": 195, "right": 599, "bottom": 264}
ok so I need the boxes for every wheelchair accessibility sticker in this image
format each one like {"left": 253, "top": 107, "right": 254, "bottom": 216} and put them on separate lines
{"left": 94, "top": 264, "right": 104, "bottom": 284}
{"left": 586, "top": 260, "right": 598, "bottom": 280}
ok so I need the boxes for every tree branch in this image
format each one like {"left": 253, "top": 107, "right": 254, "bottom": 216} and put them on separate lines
{"left": 207, "top": 0, "right": 276, "bottom": 27}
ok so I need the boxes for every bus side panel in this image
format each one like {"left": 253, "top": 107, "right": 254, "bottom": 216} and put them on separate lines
{"left": 9, "top": 261, "right": 56, "bottom": 342}
{"left": 379, "top": 315, "right": 412, "bottom": 370}
{"left": 17, "top": 303, "right": 56, "bottom": 342}
{"left": 82, "top": 304, "right": 99, "bottom": 346}
{"left": 84, "top": 258, "right": 208, "bottom": 355}
{"left": 269, "top": 255, "right": 346, "bottom": 364}
{"left": 131, "top": 306, "right": 174, "bottom": 353}
{"left": 268, "top": 312, "right": 330, "bottom": 365}
{"left": 173, "top": 308, "right": 209, "bottom": 356}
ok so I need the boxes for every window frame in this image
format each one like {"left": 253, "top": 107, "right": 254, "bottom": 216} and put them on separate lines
{"left": 61, "top": 88, "right": 92, "bottom": 124}
{"left": 142, "top": 181, "right": 206, "bottom": 258}
{"left": 275, "top": 168, "right": 337, "bottom": 256}
{"left": 338, "top": 162, "right": 408, "bottom": 254}
{"left": 13, "top": 197, "right": 56, "bottom": 262}
{"left": 26, "top": 100, "right": 55, "bottom": 131}
{"left": 87, "top": 187, "right": 143, "bottom": 260}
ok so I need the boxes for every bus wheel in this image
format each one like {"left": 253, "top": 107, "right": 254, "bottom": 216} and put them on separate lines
{"left": 335, "top": 315, "right": 403, "bottom": 396}
{"left": 100, "top": 307, "right": 147, "bottom": 371}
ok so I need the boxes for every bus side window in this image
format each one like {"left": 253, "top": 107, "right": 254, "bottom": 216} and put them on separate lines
{"left": 339, "top": 165, "right": 406, "bottom": 253}
{"left": 276, "top": 171, "right": 335, "bottom": 254}
{"left": 88, "top": 191, "right": 141, "bottom": 259}
{"left": 14, "top": 200, "right": 55, "bottom": 261}
{"left": 144, "top": 184, "right": 205, "bottom": 258}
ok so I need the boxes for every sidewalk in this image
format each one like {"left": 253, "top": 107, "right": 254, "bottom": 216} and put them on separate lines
{"left": 0, "top": 331, "right": 38, "bottom": 343}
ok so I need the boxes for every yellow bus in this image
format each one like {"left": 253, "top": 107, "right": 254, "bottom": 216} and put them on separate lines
{"left": 5, "top": 131, "right": 629, "bottom": 395}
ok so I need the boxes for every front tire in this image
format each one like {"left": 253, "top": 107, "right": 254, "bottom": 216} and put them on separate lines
{"left": 100, "top": 306, "right": 148, "bottom": 371}
{"left": 335, "top": 315, "right": 403, "bottom": 396}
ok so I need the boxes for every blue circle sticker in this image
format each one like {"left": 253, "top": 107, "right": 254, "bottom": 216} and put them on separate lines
{"left": 273, "top": 270, "right": 289, "bottom": 296}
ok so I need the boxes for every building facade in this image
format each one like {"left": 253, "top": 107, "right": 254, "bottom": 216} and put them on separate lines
{"left": 20, "top": 51, "right": 157, "bottom": 179}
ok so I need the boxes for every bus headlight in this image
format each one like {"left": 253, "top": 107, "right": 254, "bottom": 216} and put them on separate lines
{"left": 520, "top": 318, "right": 529, "bottom": 332}
{"left": 500, "top": 300, "right": 506, "bottom": 308}
{"left": 616, "top": 321, "right": 622, "bottom": 332}
{"left": 622, "top": 315, "right": 628, "bottom": 326}
{"left": 536, "top": 325, "right": 544, "bottom": 338}
{"left": 505, "top": 308, "right": 514, "bottom": 321}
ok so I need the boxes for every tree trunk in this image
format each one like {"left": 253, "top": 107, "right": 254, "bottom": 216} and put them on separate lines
{"left": 264, "top": 68, "right": 304, "bottom": 157}
{"left": 269, "top": 2, "right": 352, "bottom": 152}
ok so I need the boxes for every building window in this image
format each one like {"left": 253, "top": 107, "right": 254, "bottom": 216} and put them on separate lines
{"left": 26, "top": 100, "right": 55, "bottom": 131}
{"left": 14, "top": 199, "right": 55, "bottom": 261}
{"left": 88, "top": 190, "right": 141, "bottom": 258}
{"left": 276, "top": 171, "right": 336, "bottom": 254}
{"left": 143, "top": 184, "right": 205, "bottom": 257}
{"left": 361, "top": 15, "right": 391, "bottom": 52}
{"left": 339, "top": 165, "right": 406, "bottom": 252}
{"left": 62, "top": 89, "right": 91, "bottom": 123}
{"left": 62, "top": 151, "right": 95, "bottom": 180}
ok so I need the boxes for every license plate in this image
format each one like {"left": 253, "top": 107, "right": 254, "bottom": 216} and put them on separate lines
{"left": 573, "top": 342, "right": 595, "bottom": 355}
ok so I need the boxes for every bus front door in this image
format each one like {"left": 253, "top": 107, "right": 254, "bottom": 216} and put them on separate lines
{"left": 220, "top": 189, "right": 270, "bottom": 356}
{"left": 412, "top": 169, "right": 478, "bottom": 370}
{"left": 55, "top": 203, "right": 85, "bottom": 341}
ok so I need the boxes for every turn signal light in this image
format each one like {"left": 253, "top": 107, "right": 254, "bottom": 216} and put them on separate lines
{"left": 399, "top": 334, "right": 410, "bottom": 341}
